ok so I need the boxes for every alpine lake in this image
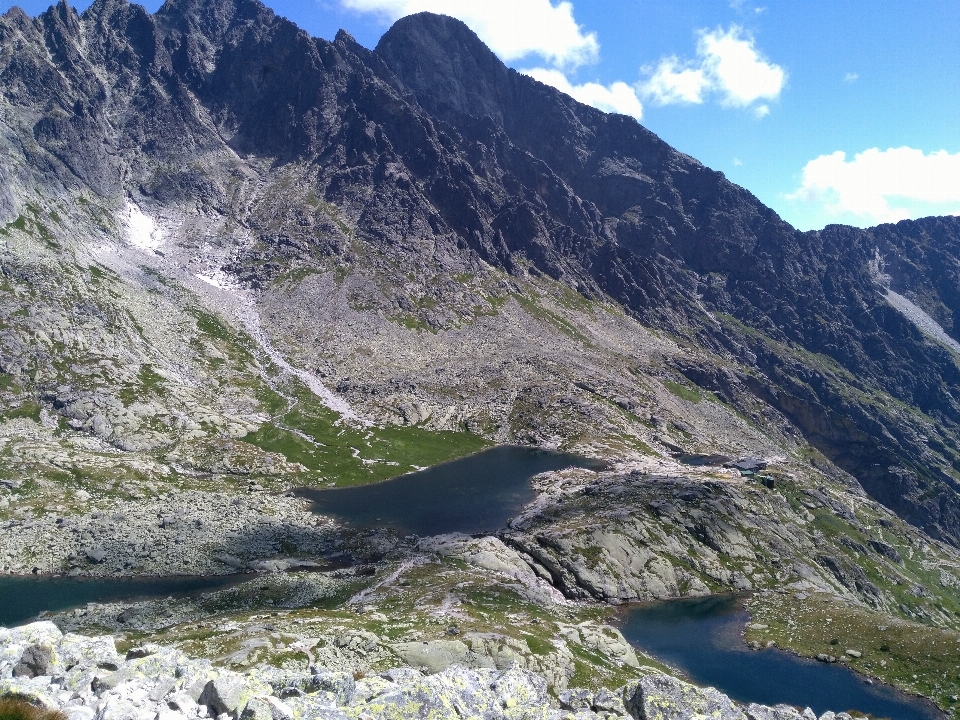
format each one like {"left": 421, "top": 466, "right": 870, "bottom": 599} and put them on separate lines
{"left": 1, "top": 446, "right": 947, "bottom": 718}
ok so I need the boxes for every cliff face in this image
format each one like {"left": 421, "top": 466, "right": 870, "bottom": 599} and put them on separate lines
{"left": 3, "top": 0, "right": 960, "bottom": 545}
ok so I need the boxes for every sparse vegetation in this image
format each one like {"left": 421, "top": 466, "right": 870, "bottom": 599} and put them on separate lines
{"left": 748, "top": 593, "right": 960, "bottom": 712}
{"left": 664, "top": 381, "right": 702, "bottom": 404}
{"left": 0, "top": 698, "right": 65, "bottom": 720}
{"left": 244, "top": 382, "right": 489, "bottom": 486}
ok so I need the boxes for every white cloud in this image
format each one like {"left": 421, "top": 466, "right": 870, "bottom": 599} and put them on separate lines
{"left": 844, "top": 72, "right": 859, "bottom": 83}
{"left": 733, "top": 157, "right": 743, "bottom": 166}
{"left": 787, "top": 147, "right": 960, "bottom": 225}
{"left": 698, "top": 26, "right": 785, "bottom": 107}
{"left": 730, "top": 0, "right": 766, "bottom": 14}
{"left": 641, "top": 25, "right": 785, "bottom": 115}
{"left": 643, "top": 57, "right": 708, "bottom": 105}
{"left": 341, "top": 0, "right": 599, "bottom": 67}
{"left": 523, "top": 68, "right": 644, "bottom": 120}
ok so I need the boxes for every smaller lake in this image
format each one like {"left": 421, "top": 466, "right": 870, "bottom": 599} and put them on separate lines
{"left": 0, "top": 574, "right": 245, "bottom": 628}
{"left": 619, "top": 595, "right": 944, "bottom": 720}
{"left": 298, "top": 445, "right": 603, "bottom": 537}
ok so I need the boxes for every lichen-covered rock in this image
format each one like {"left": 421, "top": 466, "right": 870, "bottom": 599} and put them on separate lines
{"left": 198, "top": 672, "right": 274, "bottom": 718}
{"left": 425, "top": 666, "right": 503, "bottom": 718}
{"left": 490, "top": 665, "right": 549, "bottom": 710}
{"left": 348, "top": 670, "right": 454, "bottom": 720}
{"left": 59, "top": 633, "right": 121, "bottom": 671}
{"left": 242, "top": 695, "right": 297, "bottom": 720}
{"left": 622, "top": 672, "right": 746, "bottom": 720}
{"left": 0, "top": 623, "right": 867, "bottom": 720}
{"left": 745, "top": 704, "right": 811, "bottom": 720}
{"left": 311, "top": 670, "right": 357, "bottom": 705}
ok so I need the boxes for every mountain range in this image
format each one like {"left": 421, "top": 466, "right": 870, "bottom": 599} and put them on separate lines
{"left": 4, "top": 0, "right": 960, "bottom": 711}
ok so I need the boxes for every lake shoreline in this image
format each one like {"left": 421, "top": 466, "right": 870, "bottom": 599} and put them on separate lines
{"left": 615, "top": 593, "right": 946, "bottom": 720}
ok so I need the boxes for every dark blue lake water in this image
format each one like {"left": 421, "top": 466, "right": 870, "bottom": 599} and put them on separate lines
{"left": 0, "top": 574, "right": 244, "bottom": 627}
{"left": 298, "top": 445, "right": 603, "bottom": 536}
{"left": 619, "top": 595, "right": 944, "bottom": 720}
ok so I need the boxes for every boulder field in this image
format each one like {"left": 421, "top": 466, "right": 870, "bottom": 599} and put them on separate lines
{"left": 2, "top": 621, "right": 859, "bottom": 720}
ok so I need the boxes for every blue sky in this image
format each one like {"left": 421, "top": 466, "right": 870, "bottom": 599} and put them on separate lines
{"left": 5, "top": 0, "right": 960, "bottom": 231}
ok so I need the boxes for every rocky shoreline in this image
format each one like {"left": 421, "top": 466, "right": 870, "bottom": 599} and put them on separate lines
{"left": 1, "top": 621, "right": 859, "bottom": 720}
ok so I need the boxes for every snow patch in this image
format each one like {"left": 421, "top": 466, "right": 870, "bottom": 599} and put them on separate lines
{"left": 196, "top": 269, "right": 242, "bottom": 292}
{"left": 123, "top": 201, "right": 164, "bottom": 253}
{"left": 885, "top": 289, "right": 960, "bottom": 356}
{"left": 871, "top": 249, "right": 960, "bottom": 355}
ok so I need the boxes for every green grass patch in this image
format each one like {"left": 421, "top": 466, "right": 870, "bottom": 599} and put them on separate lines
{"left": 243, "top": 385, "right": 489, "bottom": 486}
{"left": 393, "top": 314, "right": 437, "bottom": 334}
{"left": 513, "top": 293, "right": 594, "bottom": 345}
{"left": 525, "top": 634, "right": 555, "bottom": 656}
{"left": 4, "top": 402, "right": 41, "bottom": 422}
{"left": 120, "top": 365, "right": 168, "bottom": 404}
{"left": 554, "top": 284, "right": 596, "bottom": 314}
{"left": 663, "top": 381, "right": 702, "bottom": 404}
{"left": 271, "top": 266, "right": 318, "bottom": 287}
{"left": 190, "top": 308, "right": 239, "bottom": 346}
{"left": 748, "top": 593, "right": 960, "bottom": 711}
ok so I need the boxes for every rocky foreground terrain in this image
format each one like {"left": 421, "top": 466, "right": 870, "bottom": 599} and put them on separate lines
{"left": 1, "top": 621, "right": 862, "bottom": 720}
{"left": 3, "top": 0, "right": 960, "bottom": 715}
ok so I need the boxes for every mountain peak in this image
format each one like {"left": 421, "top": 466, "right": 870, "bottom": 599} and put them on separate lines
{"left": 154, "top": 0, "right": 276, "bottom": 43}
{"left": 375, "top": 11, "right": 512, "bottom": 123}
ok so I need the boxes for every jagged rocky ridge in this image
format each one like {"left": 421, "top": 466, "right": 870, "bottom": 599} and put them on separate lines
{"left": 0, "top": 621, "right": 862, "bottom": 720}
{"left": 3, "top": 0, "right": 960, "bottom": 548}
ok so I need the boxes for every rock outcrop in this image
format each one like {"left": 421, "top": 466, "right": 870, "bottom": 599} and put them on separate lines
{"left": 0, "top": 622, "right": 853, "bottom": 720}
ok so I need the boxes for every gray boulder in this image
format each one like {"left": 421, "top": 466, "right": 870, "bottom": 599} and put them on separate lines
{"left": 389, "top": 639, "right": 472, "bottom": 673}
{"left": 622, "top": 673, "right": 746, "bottom": 720}
{"left": 592, "top": 688, "right": 626, "bottom": 716}
{"left": 311, "top": 670, "right": 356, "bottom": 704}
{"left": 746, "top": 704, "right": 809, "bottom": 720}
{"left": 490, "top": 665, "right": 549, "bottom": 710}
{"left": 560, "top": 688, "right": 594, "bottom": 711}
{"left": 198, "top": 673, "right": 271, "bottom": 719}
{"left": 13, "top": 644, "right": 53, "bottom": 678}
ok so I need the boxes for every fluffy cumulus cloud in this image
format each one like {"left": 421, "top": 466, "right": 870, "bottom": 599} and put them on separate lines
{"left": 340, "top": 0, "right": 599, "bottom": 67}
{"left": 787, "top": 147, "right": 960, "bottom": 225}
{"left": 642, "top": 25, "right": 785, "bottom": 114}
{"left": 642, "top": 57, "right": 709, "bottom": 105}
{"left": 523, "top": 68, "right": 644, "bottom": 119}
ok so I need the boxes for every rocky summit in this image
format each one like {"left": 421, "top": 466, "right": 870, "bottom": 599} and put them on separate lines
{"left": 2, "top": 0, "right": 960, "bottom": 716}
